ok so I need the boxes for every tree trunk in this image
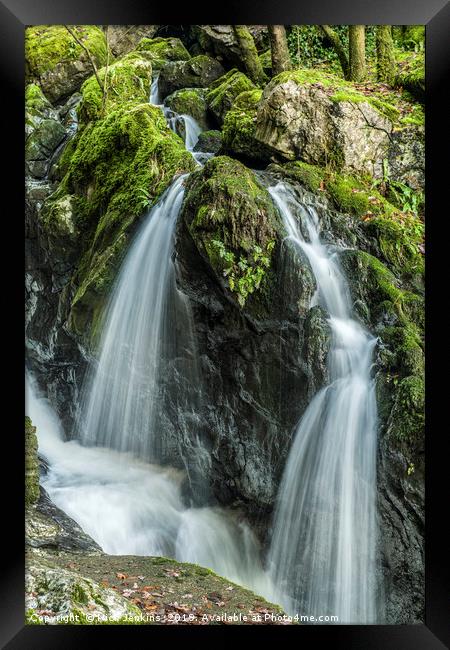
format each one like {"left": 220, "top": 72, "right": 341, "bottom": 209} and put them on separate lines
{"left": 232, "top": 25, "right": 267, "bottom": 85}
{"left": 376, "top": 26, "right": 396, "bottom": 85}
{"left": 349, "top": 25, "right": 366, "bottom": 82}
{"left": 268, "top": 25, "right": 292, "bottom": 75}
{"left": 318, "top": 25, "right": 350, "bottom": 80}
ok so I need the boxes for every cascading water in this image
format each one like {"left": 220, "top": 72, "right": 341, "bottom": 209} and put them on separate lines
{"left": 79, "top": 174, "right": 195, "bottom": 461}
{"left": 26, "top": 372, "right": 272, "bottom": 596}
{"left": 267, "top": 182, "right": 379, "bottom": 623}
{"left": 25, "top": 72, "right": 275, "bottom": 601}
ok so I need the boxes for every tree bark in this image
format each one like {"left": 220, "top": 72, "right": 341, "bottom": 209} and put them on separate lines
{"left": 232, "top": 25, "right": 267, "bottom": 85}
{"left": 318, "top": 25, "right": 350, "bottom": 80}
{"left": 268, "top": 25, "right": 292, "bottom": 75}
{"left": 376, "top": 26, "right": 396, "bottom": 85}
{"left": 349, "top": 25, "right": 366, "bottom": 82}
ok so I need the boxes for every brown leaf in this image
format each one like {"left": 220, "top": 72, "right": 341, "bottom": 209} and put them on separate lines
{"left": 116, "top": 572, "right": 127, "bottom": 580}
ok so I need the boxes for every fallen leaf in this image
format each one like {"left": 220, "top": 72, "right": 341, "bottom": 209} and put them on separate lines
{"left": 116, "top": 572, "right": 127, "bottom": 580}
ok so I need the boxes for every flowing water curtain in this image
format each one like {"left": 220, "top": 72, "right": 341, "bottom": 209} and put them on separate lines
{"left": 79, "top": 176, "right": 201, "bottom": 463}
{"left": 267, "top": 183, "right": 379, "bottom": 623}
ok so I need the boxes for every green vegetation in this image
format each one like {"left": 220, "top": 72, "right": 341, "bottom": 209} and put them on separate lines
{"left": 211, "top": 239, "right": 275, "bottom": 306}
{"left": 206, "top": 69, "right": 256, "bottom": 124}
{"left": 222, "top": 89, "right": 265, "bottom": 161}
{"left": 25, "top": 25, "right": 107, "bottom": 77}
{"left": 183, "top": 156, "right": 280, "bottom": 308}
{"left": 135, "top": 36, "right": 190, "bottom": 64}
{"left": 79, "top": 54, "right": 153, "bottom": 122}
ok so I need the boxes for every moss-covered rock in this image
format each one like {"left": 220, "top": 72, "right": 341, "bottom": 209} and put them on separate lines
{"left": 25, "top": 26, "right": 108, "bottom": 103}
{"left": 194, "top": 130, "right": 223, "bottom": 154}
{"left": 158, "top": 55, "right": 225, "bottom": 99}
{"left": 164, "top": 88, "right": 209, "bottom": 129}
{"left": 46, "top": 103, "right": 195, "bottom": 346}
{"left": 182, "top": 156, "right": 280, "bottom": 308}
{"left": 25, "top": 417, "right": 40, "bottom": 506}
{"left": 271, "top": 160, "right": 425, "bottom": 281}
{"left": 78, "top": 54, "right": 153, "bottom": 122}
{"left": 25, "top": 118, "right": 66, "bottom": 179}
{"left": 26, "top": 555, "right": 142, "bottom": 624}
{"left": 135, "top": 36, "right": 190, "bottom": 67}
{"left": 206, "top": 69, "right": 256, "bottom": 125}
{"left": 339, "top": 248, "right": 424, "bottom": 462}
{"left": 222, "top": 89, "right": 270, "bottom": 163}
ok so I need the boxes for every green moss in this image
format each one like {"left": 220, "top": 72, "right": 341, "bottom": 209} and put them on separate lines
{"left": 222, "top": 89, "right": 265, "bottom": 161}
{"left": 364, "top": 214, "right": 424, "bottom": 277}
{"left": 278, "top": 161, "right": 326, "bottom": 193}
{"left": 259, "top": 49, "right": 272, "bottom": 75}
{"left": 206, "top": 69, "right": 256, "bottom": 124}
{"left": 389, "top": 375, "right": 424, "bottom": 448}
{"left": 183, "top": 156, "right": 280, "bottom": 308}
{"left": 54, "top": 102, "right": 195, "bottom": 345}
{"left": 25, "top": 83, "right": 50, "bottom": 111}
{"left": 25, "top": 417, "right": 40, "bottom": 506}
{"left": 79, "top": 54, "right": 152, "bottom": 122}
{"left": 135, "top": 36, "right": 190, "bottom": 62}
{"left": 164, "top": 88, "right": 208, "bottom": 126}
{"left": 25, "top": 25, "right": 107, "bottom": 78}
{"left": 268, "top": 68, "right": 417, "bottom": 125}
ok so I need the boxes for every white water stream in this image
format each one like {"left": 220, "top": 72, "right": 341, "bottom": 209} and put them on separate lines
{"left": 25, "top": 73, "right": 380, "bottom": 622}
{"left": 267, "top": 183, "right": 379, "bottom": 623}
{"left": 25, "top": 74, "right": 275, "bottom": 601}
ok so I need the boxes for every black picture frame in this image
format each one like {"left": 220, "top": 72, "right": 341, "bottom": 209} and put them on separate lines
{"left": 3, "top": 0, "right": 448, "bottom": 647}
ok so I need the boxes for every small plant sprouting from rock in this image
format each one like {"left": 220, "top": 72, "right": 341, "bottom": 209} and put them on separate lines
{"left": 212, "top": 239, "right": 275, "bottom": 307}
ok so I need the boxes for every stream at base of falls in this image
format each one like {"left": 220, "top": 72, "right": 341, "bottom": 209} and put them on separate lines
{"left": 25, "top": 73, "right": 381, "bottom": 623}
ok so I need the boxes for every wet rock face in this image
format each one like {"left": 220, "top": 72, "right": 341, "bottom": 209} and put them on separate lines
{"left": 172, "top": 162, "right": 335, "bottom": 517}
{"left": 158, "top": 56, "right": 225, "bottom": 99}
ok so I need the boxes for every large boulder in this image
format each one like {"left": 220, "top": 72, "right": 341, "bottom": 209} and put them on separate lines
{"left": 25, "top": 26, "right": 108, "bottom": 103}
{"left": 78, "top": 53, "right": 153, "bottom": 122}
{"left": 164, "top": 88, "right": 209, "bottom": 129}
{"left": 107, "top": 25, "right": 159, "bottom": 57}
{"left": 254, "top": 72, "right": 393, "bottom": 178}
{"left": 206, "top": 69, "right": 256, "bottom": 125}
{"left": 222, "top": 89, "right": 271, "bottom": 164}
{"left": 135, "top": 36, "right": 191, "bottom": 67}
{"left": 174, "top": 157, "right": 318, "bottom": 512}
{"left": 158, "top": 55, "right": 225, "bottom": 99}
{"left": 190, "top": 25, "right": 269, "bottom": 67}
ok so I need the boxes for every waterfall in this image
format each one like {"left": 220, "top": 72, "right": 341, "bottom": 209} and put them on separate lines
{"left": 26, "top": 368, "right": 272, "bottom": 595}
{"left": 79, "top": 174, "right": 198, "bottom": 462}
{"left": 24, "top": 70, "right": 276, "bottom": 601}
{"left": 150, "top": 73, "right": 204, "bottom": 159}
{"left": 267, "top": 183, "right": 379, "bottom": 623}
